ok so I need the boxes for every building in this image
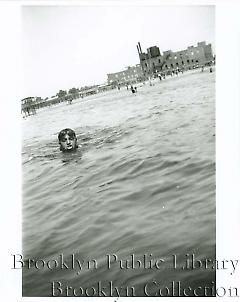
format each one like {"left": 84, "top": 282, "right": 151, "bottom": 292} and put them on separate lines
{"left": 21, "top": 97, "right": 37, "bottom": 117}
{"left": 137, "top": 41, "right": 214, "bottom": 77}
{"left": 107, "top": 65, "right": 144, "bottom": 85}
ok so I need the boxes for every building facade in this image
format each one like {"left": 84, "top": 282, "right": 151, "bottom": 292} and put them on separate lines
{"left": 137, "top": 41, "right": 214, "bottom": 77}
{"left": 107, "top": 65, "right": 144, "bottom": 85}
{"left": 21, "top": 97, "right": 37, "bottom": 117}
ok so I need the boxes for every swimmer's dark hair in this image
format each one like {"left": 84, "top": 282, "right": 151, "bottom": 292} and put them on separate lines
{"left": 58, "top": 128, "right": 78, "bottom": 151}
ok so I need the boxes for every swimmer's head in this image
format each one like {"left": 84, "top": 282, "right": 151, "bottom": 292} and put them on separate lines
{"left": 58, "top": 128, "right": 78, "bottom": 152}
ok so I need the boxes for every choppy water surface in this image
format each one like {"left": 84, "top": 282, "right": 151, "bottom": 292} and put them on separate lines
{"left": 22, "top": 70, "right": 215, "bottom": 297}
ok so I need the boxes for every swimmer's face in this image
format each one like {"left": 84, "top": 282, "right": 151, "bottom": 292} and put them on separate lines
{"left": 58, "top": 129, "right": 77, "bottom": 152}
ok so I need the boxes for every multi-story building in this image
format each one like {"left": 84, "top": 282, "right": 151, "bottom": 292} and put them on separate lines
{"left": 107, "top": 64, "right": 144, "bottom": 85}
{"left": 137, "top": 41, "right": 214, "bottom": 77}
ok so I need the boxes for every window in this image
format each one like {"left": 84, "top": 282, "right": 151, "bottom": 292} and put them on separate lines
{"left": 182, "top": 61, "right": 184, "bottom": 65}
{"left": 192, "top": 59, "right": 194, "bottom": 63}
{"left": 176, "top": 62, "right": 179, "bottom": 66}
{"left": 171, "top": 64, "right": 173, "bottom": 68}
{"left": 187, "top": 60, "right": 190, "bottom": 64}
{"left": 165, "top": 65, "right": 168, "bottom": 68}
{"left": 158, "top": 59, "right": 161, "bottom": 63}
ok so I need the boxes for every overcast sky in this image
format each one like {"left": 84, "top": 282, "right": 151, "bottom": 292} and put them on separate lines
{"left": 22, "top": 5, "right": 215, "bottom": 99}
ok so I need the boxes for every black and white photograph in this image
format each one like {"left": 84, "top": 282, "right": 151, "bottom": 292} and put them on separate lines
{"left": 19, "top": 4, "right": 217, "bottom": 297}
{"left": 4, "top": 1, "right": 240, "bottom": 301}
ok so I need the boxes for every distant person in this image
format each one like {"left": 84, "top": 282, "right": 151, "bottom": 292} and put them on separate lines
{"left": 130, "top": 85, "right": 136, "bottom": 94}
{"left": 58, "top": 128, "right": 78, "bottom": 152}
{"left": 210, "top": 67, "right": 213, "bottom": 73}
{"left": 201, "top": 66, "right": 204, "bottom": 72}
{"left": 158, "top": 75, "right": 162, "bottom": 81}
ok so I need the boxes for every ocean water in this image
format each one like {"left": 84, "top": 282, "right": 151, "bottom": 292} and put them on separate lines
{"left": 22, "top": 69, "right": 215, "bottom": 297}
